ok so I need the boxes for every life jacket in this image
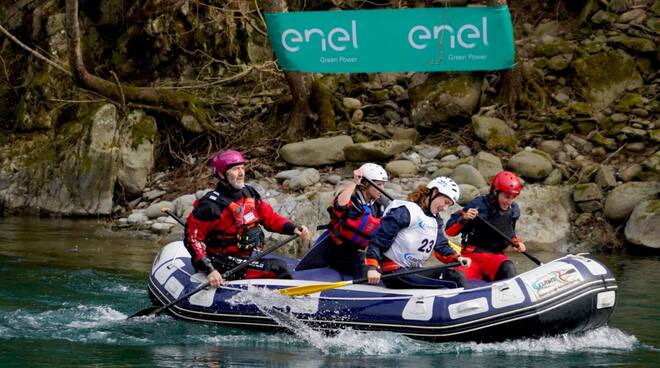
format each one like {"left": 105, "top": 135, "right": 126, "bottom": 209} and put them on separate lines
{"left": 463, "top": 206, "right": 515, "bottom": 253}
{"left": 200, "top": 188, "right": 265, "bottom": 255}
{"left": 382, "top": 200, "right": 439, "bottom": 269}
{"left": 329, "top": 203, "right": 381, "bottom": 250}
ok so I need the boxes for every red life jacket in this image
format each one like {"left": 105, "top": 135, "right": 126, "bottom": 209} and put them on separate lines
{"left": 329, "top": 204, "right": 381, "bottom": 250}
{"left": 199, "top": 190, "right": 265, "bottom": 256}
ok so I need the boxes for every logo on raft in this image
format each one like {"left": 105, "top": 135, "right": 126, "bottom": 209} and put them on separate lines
{"left": 531, "top": 268, "right": 581, "bottom": 298}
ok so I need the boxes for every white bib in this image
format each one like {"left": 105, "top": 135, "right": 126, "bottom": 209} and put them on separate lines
{"left": 383, "top": 200, "right": 439, "bottom": 268}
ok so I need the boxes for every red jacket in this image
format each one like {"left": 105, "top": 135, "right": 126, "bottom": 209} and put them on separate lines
{"left": 184, "top": 183, "right": 296, "bottom": 273}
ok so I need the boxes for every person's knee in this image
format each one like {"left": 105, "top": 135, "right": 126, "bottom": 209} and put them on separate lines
{"left": 494, "top": 260, "right": 516, "bottom": 281}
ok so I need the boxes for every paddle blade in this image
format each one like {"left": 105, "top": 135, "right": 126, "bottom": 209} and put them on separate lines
{"left": 128, "top": 305, "right": 161, "bottom": 318}
{"left": 279, "top": 281, "right": 350, "bottom": 297}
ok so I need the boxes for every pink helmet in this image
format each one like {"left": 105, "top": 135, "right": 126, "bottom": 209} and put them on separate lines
{"left": 491, "top": 171, "right": 521, "bottom": 197}
{"left": 211, "top": 149, "right": 245, "bottom": 176}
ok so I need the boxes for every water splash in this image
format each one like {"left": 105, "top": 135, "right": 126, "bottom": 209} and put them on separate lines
{"left": 227, "top": 286, "right": 641, "bottom": 356}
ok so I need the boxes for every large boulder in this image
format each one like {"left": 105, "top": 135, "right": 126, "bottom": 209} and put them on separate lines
{"left": 279, "top": 135, "right": 353, "bottom": 166}
{"left": 410, "top": 74, "right": 482, "bottom": 128}
{"left": 516, "top": 185, "right": 575, "bottom": 250}
{"left": 472, "top": 116, "right": 518, "bottom": 151}
{"left": 624, "top": 200, "right": 660, "bottom": 249}
{"left": 571, "top": 50, "right": 643, "bottom": 111}
{"left": 451, "top": 164, "right": 488, "bottom": 189}
{"left": 343, "top": 139, "right": 412, "bottom": 161}
{"left": 116, "top": 110, "right": 157, "bottom": 196}
{"left": 472, "top": 151, "right": 503, "bottom": 183}
{"left": 604, "top": 181, "right": 660, "bottom": 221}
{"left": 508, "top": 151, "right": 554, "bottom": 180}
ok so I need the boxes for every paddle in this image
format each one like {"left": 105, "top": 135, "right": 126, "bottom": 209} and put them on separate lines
{"left": 366, "top": 176, "right": 542, "bottom": 266}
{"left": 160, "top": 207, "right": 185, "bottom": 227}
{"left": 128, "top": 233, "right": 300, "bottom": 318}
{"left": 363, "top": 177, "right": 394, "bottom": 201}
{"left": 475, "top": 215, "right": 542, "bottom": 266}
{"left": 279, "top": 261, "right": 461, "bottom": 297}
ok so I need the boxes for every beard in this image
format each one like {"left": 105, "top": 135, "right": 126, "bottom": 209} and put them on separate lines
{"left": 228, "top": 176, "right": 245, "bottom": 189}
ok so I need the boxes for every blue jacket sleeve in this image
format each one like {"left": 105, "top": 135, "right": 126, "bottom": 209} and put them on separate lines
{"left": 365, "top": 206, "right": 410, "bottom": 268}
{"left": 434, "top": 216, "right": 460, "bottom": 263}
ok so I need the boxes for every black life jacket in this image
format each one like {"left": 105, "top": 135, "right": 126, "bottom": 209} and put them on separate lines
{"left": 463, "top": 206, "right": 515, "bottom": 253}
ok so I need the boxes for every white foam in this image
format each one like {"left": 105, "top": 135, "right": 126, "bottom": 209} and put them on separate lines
{"left": 225, "top": 288, "right": 640, "bottom": 356}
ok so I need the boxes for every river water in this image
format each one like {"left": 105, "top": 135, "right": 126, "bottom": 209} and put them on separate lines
{"left": 0, "top": 217, "right": 658, "bottom": 367}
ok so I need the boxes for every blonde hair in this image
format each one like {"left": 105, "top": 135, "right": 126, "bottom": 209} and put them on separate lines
{"left": 407, "top": 184, "right": 431, "bottom": 207}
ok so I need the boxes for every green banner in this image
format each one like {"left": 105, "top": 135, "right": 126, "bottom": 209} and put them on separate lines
{"left": 264, "top": 6, "right": 515, "bottom": 73}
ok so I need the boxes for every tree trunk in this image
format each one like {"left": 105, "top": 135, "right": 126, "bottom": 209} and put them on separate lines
{"left": 64, "top": 0, "right": 204, "bottom": 117}
{"left": 261, "top": 0, "right": 312, "bottom": 142}
{"left": 487, "top": 0, "right": 517, "bottom": 117}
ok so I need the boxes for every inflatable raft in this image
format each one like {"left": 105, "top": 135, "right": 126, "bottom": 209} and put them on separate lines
{"left": 147, "top": 240, "right": 617, "bottom": 342}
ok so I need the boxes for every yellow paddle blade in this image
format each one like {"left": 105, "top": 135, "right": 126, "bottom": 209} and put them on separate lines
{"left": 449, "top": 240, "right": 462, "bottom": 254}
{"left": 279, "top": 280, "right": 350, "bottom": 297}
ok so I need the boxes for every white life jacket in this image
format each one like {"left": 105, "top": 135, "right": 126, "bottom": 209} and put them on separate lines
{"left": 383, "top": 200, "right": 439, "bottom": 268}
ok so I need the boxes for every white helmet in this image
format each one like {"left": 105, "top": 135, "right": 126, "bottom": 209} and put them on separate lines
{"left": 360, "top": 163, "right": 388, "bottom": 182}
{"left": 427, "top": 176, "right": 460, "bottom": 205}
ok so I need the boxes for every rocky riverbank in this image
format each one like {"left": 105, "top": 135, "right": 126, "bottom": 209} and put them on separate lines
{"left": 1, "top": 1, "right": 658, "bottom": 256}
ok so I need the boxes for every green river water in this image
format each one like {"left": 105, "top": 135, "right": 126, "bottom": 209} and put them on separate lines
{"left": 0, "top": 217, "right": 658, "bottom": 367}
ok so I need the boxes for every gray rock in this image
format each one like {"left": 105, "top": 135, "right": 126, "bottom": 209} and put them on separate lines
{"left": 456, "top": 145, "right": 472, "bottom": 158}
{"left": 516, "top": 185, "right": 575, "bottom": 250}
{"left": 351, "top": 109, "right": 364, "bottom": 122}
{"left": 538, "top": 140, "right": 563, "bottom": 155}
{"left": 604, "top": 181, "right": 660, "bottom": 221}
{"left": 578, "top": 200, "right": 603, "bottom": 213}
{"left": 552, "top": 92, "right": 570, "bottom": 104}
{"left": 180, "top": 114, "right": 204, "bottom": 133}
{"left": 287, "top": 168, "right": 321, "bottom": 190}
{"left": 386, "top": 160, "right": 418, "bottom": 178}
{"left": 543, "top": 168, "right": 563, "bottom": 185}
{"left": 172, "top": 194, "right": 195, "bottom": 218}
{"left": 472, "top": 115, "right": 518, "bottom": 150}
{"left": 596, "top": 165, "right": 617, "bottom": 188}
{"left": 280, "top": 136, "right": 353, "bottom": 166}
{"left": 390, "top": 128, "right": 420, "bottom": 143}
{"left": 410, "top": 74, "right": 482, "bottom": 127}
{"left": 127, "top": 212, "right": 149, "bottom": 224}
{"left": 275, "top": 169, "right": 301, "bottom": 182}
{"left": 343, "top": 97, "right": 362, "bottom": 110}
{"left": 457, "top": 184, "right": 479, "bottom": 205}
{"left": 325, "top": 175, "right": 342, "bottom": 185}
{"left": 642, "top": 151, "right": 660, "bottom": 174}
{"left": 508, "top": 151, "right": 554, "bottom": 179}
{"left": 414, "top": 144, "right": 441, "bottom": 160}
{"left": 472, "top": 151, "right": 503, "bottom": 182}
{"left": 451, "top": 164, "right": 488, "bottom": 189}
{"left": 344, "top": 139, "right": 413, "bottom": 161}
{"left": 625, "top": 200, "right": 660, "bottom": 249}
{"left": 573, "top": 183, "right": 603, "bottom": 202}
{"left": 117, "top": 110, "right": 157, "bottom": 196}
{"left": 143, "top": 189, "right": 166, "bottom": 201}
{"left": 151, "top": 222, "right": 174, "bottom": 234}
{"left": 572, "top": 50, "right": 643, "bottom": 111}
{"left": 610, "top": 113, "right": 629, "bottom": 123}
{"left": 619, "top": 164, "right": 642, "bottom": 182}
{"left": 144, "top": 201, "right": 174, "bottom": 219}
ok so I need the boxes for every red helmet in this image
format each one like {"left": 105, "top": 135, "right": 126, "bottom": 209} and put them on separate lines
{"left": 211, "top": 149, "right": 245, "bottom": 176}
{"left": 491, "top": 171, "right": 521, "bottom": 197}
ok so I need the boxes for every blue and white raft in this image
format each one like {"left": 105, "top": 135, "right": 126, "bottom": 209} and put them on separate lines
{"left": 147, "top": 240, "right": 617, "bottom": 342}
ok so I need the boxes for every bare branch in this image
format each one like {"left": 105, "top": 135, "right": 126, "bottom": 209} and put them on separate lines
{"left": 0, "top": 23, "right": 72, "bottom": 76}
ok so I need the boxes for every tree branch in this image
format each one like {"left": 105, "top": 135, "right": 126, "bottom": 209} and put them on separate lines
{"left": 0, "top": 23, "right": 72, "bottom": 76}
